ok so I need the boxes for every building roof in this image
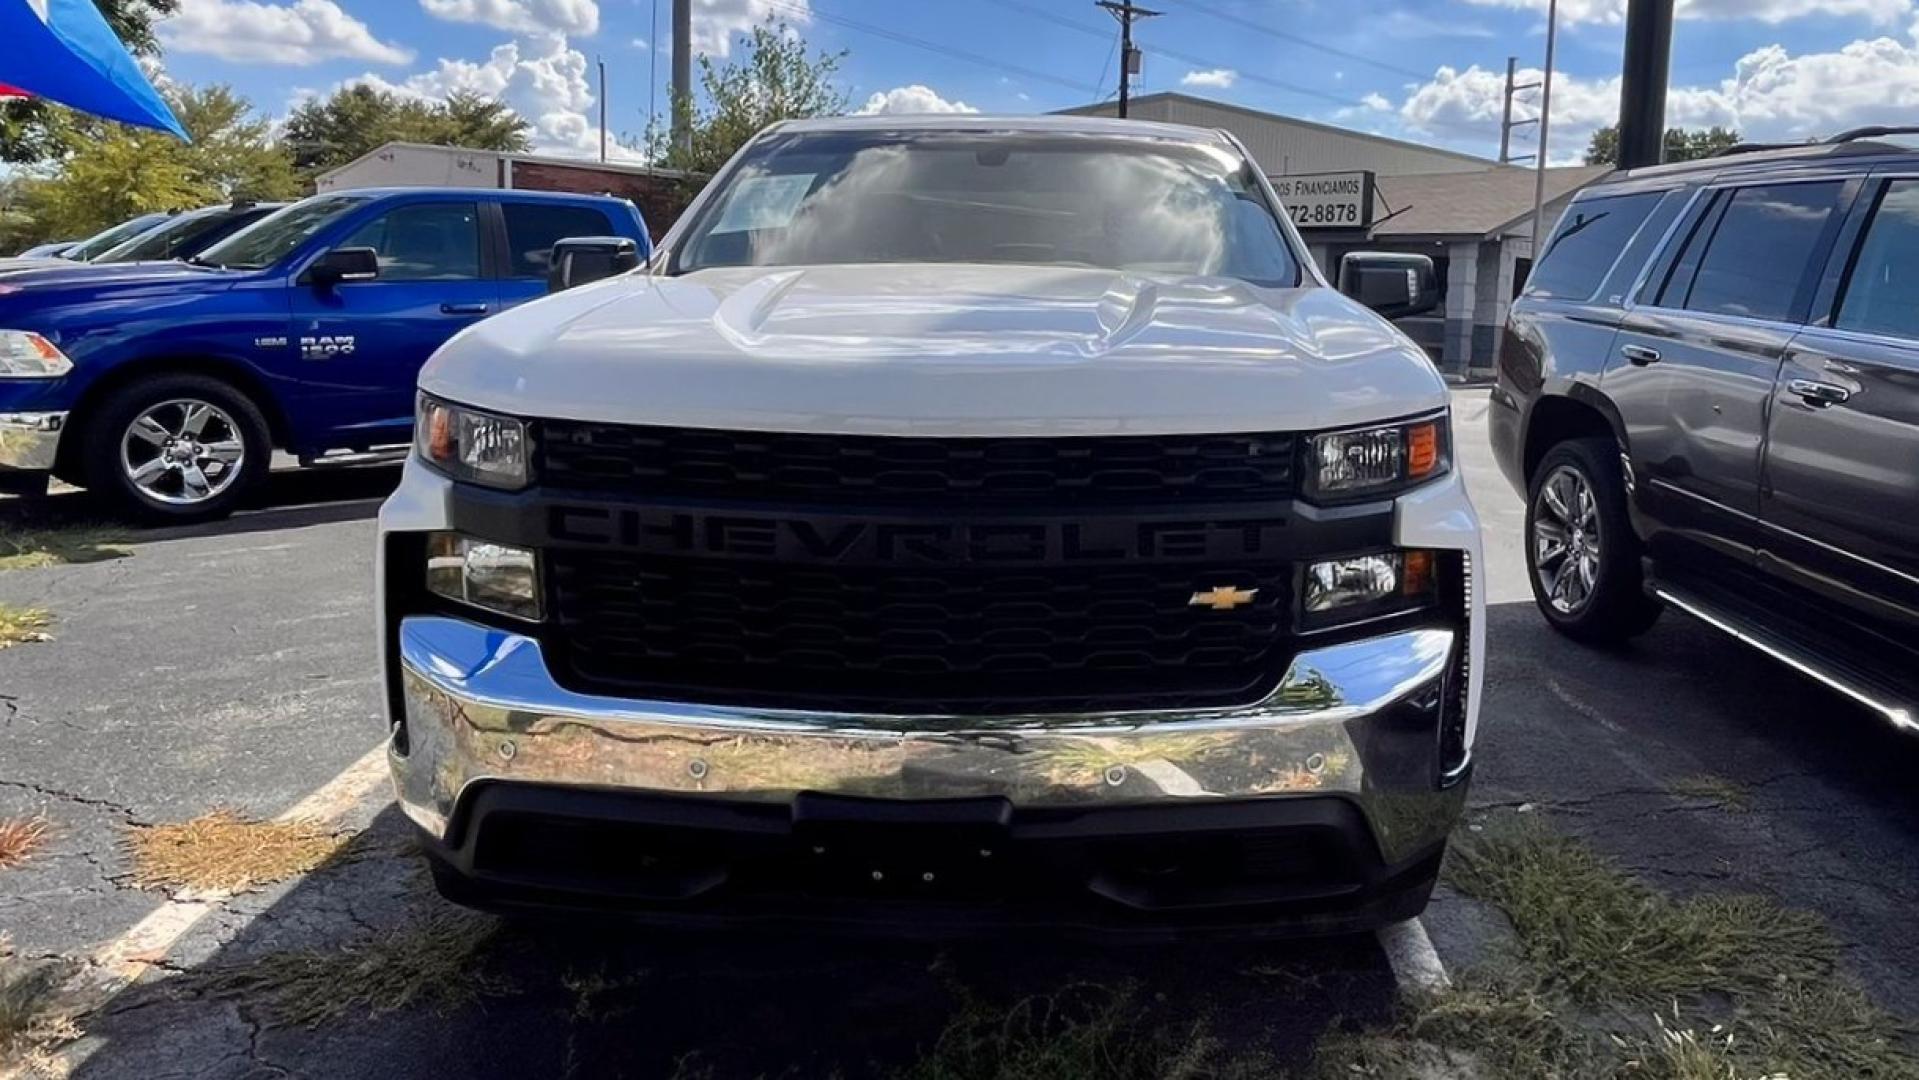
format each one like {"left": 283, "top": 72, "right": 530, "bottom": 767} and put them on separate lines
{"left": 1370, "top": 165, "right": 1613, "bottom": 239}
{"left": 315, "top": 141, "right": 701, "bottom": 187}
{"left": 1058, "top": 92, "right": 1495, "bottom": 169}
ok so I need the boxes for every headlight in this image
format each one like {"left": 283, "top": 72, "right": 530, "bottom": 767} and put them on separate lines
{"left": 0, "top": 330, "right": 73, "bottom": 378}
{"left": 426, "top": 533, "right": 541, "bottom": 620}
{"left": 417, "top": 394, "right": 529, "bottom": 490}
{"left": 1302, "top": 550, "right": 1436, "bottom": 628}
{"left": 1305, "top": 415, "right": 1448, "bottom": 501}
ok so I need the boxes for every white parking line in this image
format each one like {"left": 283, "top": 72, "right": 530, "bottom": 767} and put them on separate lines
{"left": 47, "top": 742, "right": 391, "bottom": 1054}
{"left": 1377, "top": 917, "right": 1452, "bottom": 994}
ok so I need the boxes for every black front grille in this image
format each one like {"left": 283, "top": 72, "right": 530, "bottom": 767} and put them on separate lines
{"left": 539, "top": 422, "right": 1297, "bottom": 507}
{"left": 547, "top": 552, "right": 1292, "bottom": 715}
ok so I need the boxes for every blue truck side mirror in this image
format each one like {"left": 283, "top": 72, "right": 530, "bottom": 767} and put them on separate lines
{"left": 548, "top": 236, "right": 640, "bottom": 294}
{"left": 306, "top": 246, "right": 381, "bottom": 287}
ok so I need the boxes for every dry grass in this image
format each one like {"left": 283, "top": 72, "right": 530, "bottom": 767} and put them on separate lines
{"left": 1445, "top": 817, "right": 1835, "bottom": 1005}
{"left": 1307, "top": 818, "right": 1919, "bottom": 1080}
{"left": 0, "top": 606, "right": 52, "bottom": 650}
{"left": 124, "top": 809, "right": 349, "bottom": 893}
{"left": 186, "top": 910, "right": 513, "bottom": 1028}
{"left": 0, "top": 818, "right": 48, "bottom": 871}
{"left": 0, "top": 523, "right": 130, "bottom": 572}
{"left": 896, "top": 982, "right": 1267, "bottom": 1080}
{"left": 1, "top": 935, "right": 79, "bottom": 1071}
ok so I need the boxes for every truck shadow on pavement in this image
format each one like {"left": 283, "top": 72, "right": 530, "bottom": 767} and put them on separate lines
{"left": 3, "top": 463, "right": 401, "bottom": 546}
{"left": 68, "top": 804, "right": 1402, "bottom": 1080}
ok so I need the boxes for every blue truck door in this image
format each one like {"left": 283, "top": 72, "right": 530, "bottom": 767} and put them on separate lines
{"left": 494, "top": 200, "right": 624, "bottom": 308}
{"left": 287, "top": 200, "right": 497, "bottom": 446}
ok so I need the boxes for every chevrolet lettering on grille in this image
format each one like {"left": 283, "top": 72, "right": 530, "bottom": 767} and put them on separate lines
{"left": 544, "top": 505, "right": 1290, "bottom": 566}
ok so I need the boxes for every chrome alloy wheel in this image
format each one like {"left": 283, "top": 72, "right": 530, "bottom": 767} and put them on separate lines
{"left": 119, "top": 399, "right": 246, "bottom": 506}
{"left": 1533, "top": 463, "right": 1602, "bottom": 615}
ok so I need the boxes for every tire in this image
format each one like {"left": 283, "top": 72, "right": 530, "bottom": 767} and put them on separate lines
{"left": 1525, "top": 436, "right": 1661, "bottom": 645}
{"left": 81, "top": 373, "right": 271, "bottom": 524}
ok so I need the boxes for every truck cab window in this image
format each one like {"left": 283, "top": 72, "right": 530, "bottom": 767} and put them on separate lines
{"left": 342, "top": 203, "right": 482, "bottom": 282}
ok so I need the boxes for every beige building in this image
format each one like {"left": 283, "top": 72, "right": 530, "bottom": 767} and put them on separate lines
{"left": 1062, "top": 93, "right": 1612, "bottom": 374}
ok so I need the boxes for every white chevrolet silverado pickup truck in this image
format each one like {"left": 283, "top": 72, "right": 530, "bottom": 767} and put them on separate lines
{"left": 377, "top": 114, "right": 1484, "bottom": 936}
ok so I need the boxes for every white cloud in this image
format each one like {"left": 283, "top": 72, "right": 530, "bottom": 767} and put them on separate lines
{"left": 1181, "top": 68, "right": 1238, "bottom": 89}
{"left": 349, "top": 32, "right": 642, "bottom": 160}
{"left": 160, "top": 0, "right": 413, "bottom": 65}
{"left": 1393, "top": 29, "right": 1919, "bottom": 163}
{"left": 1462, "top": 0, "right": 1910, "bottom": 26}
{"left": 419, "top": 0, "right": 597, "bottom": 36}
{"left": 855, "top": 84, "right": 978, "bottom": 115}
{"left": 690, "top": 0, "right": 812, "bottom": 56}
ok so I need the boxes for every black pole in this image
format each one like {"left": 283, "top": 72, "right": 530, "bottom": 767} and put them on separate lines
{"left": 671, "top": 0, "right": 691, "bottom": 155}
{"left": 1617, "top": 0, "right": 1674, "bottom": 169}
{"left": 1097, "top": 1, "right": 1159, "bottom": 119}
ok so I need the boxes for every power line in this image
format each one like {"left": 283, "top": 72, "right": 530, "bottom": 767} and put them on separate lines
{"left": 1096, "top": 0, "right": 1161, "bottom": 118}
{"left": 760, "top": 0, "right": 1103, "bottom": 94}
{"left": 1159, "top": 0, "right": 1434, "bottom": 83}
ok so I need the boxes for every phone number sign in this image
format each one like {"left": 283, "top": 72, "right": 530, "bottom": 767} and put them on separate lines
{"left": 1272, "top": 171, "right": 1375, "bottom": 230}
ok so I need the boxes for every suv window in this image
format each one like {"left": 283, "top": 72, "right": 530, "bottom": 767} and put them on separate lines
{"left": 341, "top": 203, "right": 482, "bottom": 281}
{"left": 504, "top": 203, "right": 615, "bottom": 278}
{"left": 1525, "top": 192, "right": 1662, "bottom": 300}
{"left": 1666, "top": 182, "right": 1844, "bottom": 322}
{"left": 1836, "top": 180, "right": 1919, "bottom": 340}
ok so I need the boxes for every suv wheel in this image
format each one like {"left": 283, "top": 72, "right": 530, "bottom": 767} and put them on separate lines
{"left": 83, "top": 374, "right": 270, "bottom": 523}
{"left": 1526, "top": 437, "right": 1660, "bottom": 645}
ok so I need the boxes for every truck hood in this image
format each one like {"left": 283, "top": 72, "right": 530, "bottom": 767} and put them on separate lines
{"left": 0, "top": 259, "right": 232, "bottom": 288}
{"left": 423, "top": 263, "right": 1449, "bottom": 437}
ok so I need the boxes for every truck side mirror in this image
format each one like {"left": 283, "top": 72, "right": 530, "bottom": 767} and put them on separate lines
{"left": 306, "top": 246, "right": 381, "bottom": 287}
{"left": 1338, "top": 252, "right": 1440, "bottom": 320}
{"left": 548, "top": 236, "right": 640, "bottom": 294}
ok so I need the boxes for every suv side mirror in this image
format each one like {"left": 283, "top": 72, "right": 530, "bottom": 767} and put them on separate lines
{"left": 548, "top": 236, "right": 640, "bottom": 293}
{"left": 1338, "top": 252, "right": 1440, "bottom": 320}
{"left": 307, "top": 246, "right": 380, "bottom": 287}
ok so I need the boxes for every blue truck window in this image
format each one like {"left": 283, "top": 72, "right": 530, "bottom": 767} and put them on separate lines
{"left": 342, "top": 203, "right": 482, "bottom": 281}
{"left": 503, "top": 204, "right": 615, "bottom": 278}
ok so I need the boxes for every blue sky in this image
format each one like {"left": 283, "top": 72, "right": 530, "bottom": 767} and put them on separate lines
{"left": 149, "top": 0, "right": 1919, "bottom": 165}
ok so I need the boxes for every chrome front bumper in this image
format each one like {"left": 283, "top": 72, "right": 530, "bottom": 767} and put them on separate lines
{"left": 390, "top": 615, "right": 1470, "bottom": 866}
{"left": 0, "top": 411, "right": 65, "bottom": 471}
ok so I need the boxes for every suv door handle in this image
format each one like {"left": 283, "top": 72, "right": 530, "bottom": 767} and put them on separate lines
{"left": 1620, "top": 344, "right": 1662, "bottom": 365}
{"left": 440, "top": 302, "right": 490, "bottom": 315}
{"left": 1788, "top": 378, "right": 1852, "bottom": 407}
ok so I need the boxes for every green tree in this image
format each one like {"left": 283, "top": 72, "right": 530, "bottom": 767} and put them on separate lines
{"left": 647, "top": 18, "right": 849, "bottom": 175}
{"left": 172, "top": 84, "right": 302, "bottom": 202}
{"left": 283, "top": 85, "right": 531, "bottom": 176}
{"left": 1585, "top": 125, "right": 1743, "bottom": 166}
{"left": 9, "top": 83, "right": 299, "bottom": 243}
{"left": 1, "top": 0, "right": 179, "bottom": 164}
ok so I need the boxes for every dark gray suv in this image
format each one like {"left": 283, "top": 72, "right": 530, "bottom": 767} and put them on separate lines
{"left": 1492, "top": 128, "right": 1919, "bottom": 734}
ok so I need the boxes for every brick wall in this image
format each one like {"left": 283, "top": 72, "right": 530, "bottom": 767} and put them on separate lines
{"left": 508, "top": 161, "right": 704, "bottom": 238}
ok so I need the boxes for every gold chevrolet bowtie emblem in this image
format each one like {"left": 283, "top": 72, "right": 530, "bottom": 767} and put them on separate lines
{"left": 1189, "top": 585, "right": 1259, "bottom": 611}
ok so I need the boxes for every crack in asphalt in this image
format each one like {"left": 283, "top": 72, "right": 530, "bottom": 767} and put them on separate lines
{"left": 0, "top": 777, "right": 146, "bottom": 824}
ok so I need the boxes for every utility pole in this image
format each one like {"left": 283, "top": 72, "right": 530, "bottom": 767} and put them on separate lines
{"left": 1499, "top": 56, "right": 1541, "bottom": 165}
{"left": 1096, "top": 0, "right": 1161, "bottom": 119}
{"left": 671, "top": 0, "right": 691, "bottom": 155}
{"left": 1530, "top": 0, "right": 1560, "bottom": 257}
{"left": 597, "top": 56, "right": 607, "bottom": 163}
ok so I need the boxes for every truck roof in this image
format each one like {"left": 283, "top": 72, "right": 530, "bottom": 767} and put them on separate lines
{"left": 328, "top": 186, "right": 638, "bottom": 206}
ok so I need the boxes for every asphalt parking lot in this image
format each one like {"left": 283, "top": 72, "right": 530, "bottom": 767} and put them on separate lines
{"left": 3, "top": 387, "right": 1917, "bottom": 1078}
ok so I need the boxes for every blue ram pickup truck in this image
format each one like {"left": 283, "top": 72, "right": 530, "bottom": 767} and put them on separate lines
{"left": 0, "top": 187, "right": 650, "bottom": 520}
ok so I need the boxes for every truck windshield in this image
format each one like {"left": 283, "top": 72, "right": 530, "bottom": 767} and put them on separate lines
{"left": 65, "top": 213, "right": 171, "bottom": 261}
{"left": 196, "top": 195, "right": 372, "bottom": 270}
{"left": 93, "top": 208, "right": 222, "bottom": 263}
{"left": 674, "top": 130, "right": 1300, "bottom": 286}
